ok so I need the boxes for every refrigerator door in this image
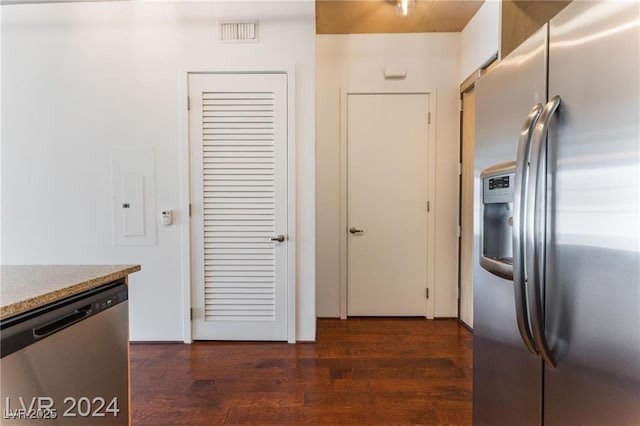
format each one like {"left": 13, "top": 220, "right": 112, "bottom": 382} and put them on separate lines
{"left": 545, "top": 2, "right": 640, "bottom": 425}
{"left": 473, "top": 25, "right": 547, "bottom": 426}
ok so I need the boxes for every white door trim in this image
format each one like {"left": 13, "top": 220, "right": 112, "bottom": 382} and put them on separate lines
{"left": 338, "top": 90, "right": 437, "bottom": 320}
{"left": 179, "top": 68, "right": 297, "bottom": 343}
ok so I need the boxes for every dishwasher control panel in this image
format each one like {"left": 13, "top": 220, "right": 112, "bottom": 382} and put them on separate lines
{"left": 93, "top": 291, "right": 127, "bottom": 313}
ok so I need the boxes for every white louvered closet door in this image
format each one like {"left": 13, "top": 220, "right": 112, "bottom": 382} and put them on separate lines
{"left": 189, "top": 73, "right": 288, "bottom": 341}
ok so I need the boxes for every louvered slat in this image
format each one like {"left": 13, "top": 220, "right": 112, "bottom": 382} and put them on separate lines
{"left": 202, "top": 91, "right": 277, "bottom": 322}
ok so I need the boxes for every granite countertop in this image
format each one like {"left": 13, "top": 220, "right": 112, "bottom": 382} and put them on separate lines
{"left": 0, "top": 265, "right": 141, "bottom": 320}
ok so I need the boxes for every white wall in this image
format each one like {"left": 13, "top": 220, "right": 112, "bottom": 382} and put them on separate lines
{"left": 1, "top": 1, "right": 316, "bottom": 341}
{"left": 316, "top": 33, "right": 460, "bottom": 318}
{"left": 460, "top": 0, "right": 500, "bottom": 83}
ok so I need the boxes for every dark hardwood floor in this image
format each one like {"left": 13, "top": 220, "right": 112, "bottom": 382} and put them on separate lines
{"left": 130, "top": 318, "right": 472, "bottom": 425}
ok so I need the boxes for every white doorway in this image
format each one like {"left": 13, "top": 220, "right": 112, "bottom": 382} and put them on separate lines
{"left": 189, "top": 72, "right": 291, "bottom": 341}
{"left": 346, "top": 93, "right": 430, "bottom": 316}
{"left": 459, "top": 86, "right": 475, "bottom": 328}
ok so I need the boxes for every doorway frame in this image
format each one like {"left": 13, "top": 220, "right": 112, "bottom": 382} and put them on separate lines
{"left": 338, "top": 90, "right": 437, "bottom": 319}
{"left": 458, "top": 72, "right": 478, "bottom": 329}
{"left": 179, "top": 68, "right": 297, "bottom": 343}
{"left": 457, "top": 55, "right": 498, "bottom": 329}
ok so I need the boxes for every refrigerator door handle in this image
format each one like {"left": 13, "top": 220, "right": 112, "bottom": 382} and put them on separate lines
{"left": 526, "top": 95, "right": 561, "bottom": 369}
{"left": 513, "top": 103, "right": 543, "bottom": 356}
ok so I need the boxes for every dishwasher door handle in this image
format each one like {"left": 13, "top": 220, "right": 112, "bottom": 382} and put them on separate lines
{"left": 33, "top": 306, "right": 91, "bottom": 338}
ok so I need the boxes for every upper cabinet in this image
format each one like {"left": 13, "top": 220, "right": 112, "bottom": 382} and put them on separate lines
{"left": 460, "top": 0, "right": 572, "bottom": 83}
{"left": 501, "top": 0, "right": 571, "bottom": 58}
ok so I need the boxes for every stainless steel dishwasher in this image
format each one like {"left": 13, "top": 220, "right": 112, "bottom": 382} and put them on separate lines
{"left": 1, "top": 280, "right": 129, "bottom": 425}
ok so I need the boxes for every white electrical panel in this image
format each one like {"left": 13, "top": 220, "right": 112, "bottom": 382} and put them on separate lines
{"left": 121, "top": 173, "right": 145, "bottom": 236}
{"left": 112, "top": 147, "right": 157, "bottom": 246}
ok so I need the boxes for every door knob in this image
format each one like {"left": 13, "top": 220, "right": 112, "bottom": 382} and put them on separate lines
{"left": 270, "top": 235, "right": 285, "bottom": 242}
{"left": 349, "top": 227, "right": 364, "bottom": 234}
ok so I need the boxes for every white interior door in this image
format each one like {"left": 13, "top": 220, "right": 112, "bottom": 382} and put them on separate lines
{"left": 347, "top": 93, "right": 429, "bottom": 316}
{"left": 189, "top": 72, "right": 288, "bottom": 341}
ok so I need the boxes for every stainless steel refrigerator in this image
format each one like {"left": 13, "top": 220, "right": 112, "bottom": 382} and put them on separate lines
{"left": 473, "top": 2, "right": 640, "bottom": 425}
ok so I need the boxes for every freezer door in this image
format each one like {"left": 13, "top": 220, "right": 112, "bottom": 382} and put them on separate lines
{"left": 545, "top": 2, "right": 640, "bottom": 425}
{"left": 473, "top": 25, "right": 547, "bottom": 426}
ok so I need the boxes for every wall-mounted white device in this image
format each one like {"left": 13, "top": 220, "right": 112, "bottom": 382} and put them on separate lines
{"left": 161, "top": 210, "right": 173, "bottom": 226}
{"left": 383, "top": 64, "right": 407, "bottom": 80}
{"left": 112, "top": 146, "right": 157, "bottom": 246}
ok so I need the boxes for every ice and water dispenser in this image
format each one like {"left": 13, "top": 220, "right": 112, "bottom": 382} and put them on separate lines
{"left": 480, "top": 162, "right": 516, "bottom": 280}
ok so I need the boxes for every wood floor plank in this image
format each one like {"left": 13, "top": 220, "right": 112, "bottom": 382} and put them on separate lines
{"left": 130, "top": 318, "right": 472, "bottom": 425}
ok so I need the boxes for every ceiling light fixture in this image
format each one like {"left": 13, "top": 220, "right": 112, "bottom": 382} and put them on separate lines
{"left": 396, "top": 0, "right": 415, "bottom": 17}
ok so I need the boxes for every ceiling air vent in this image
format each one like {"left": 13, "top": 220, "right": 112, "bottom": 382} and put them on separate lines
{"left": 219, "top": 21, "right": 258, "bottom": 43}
